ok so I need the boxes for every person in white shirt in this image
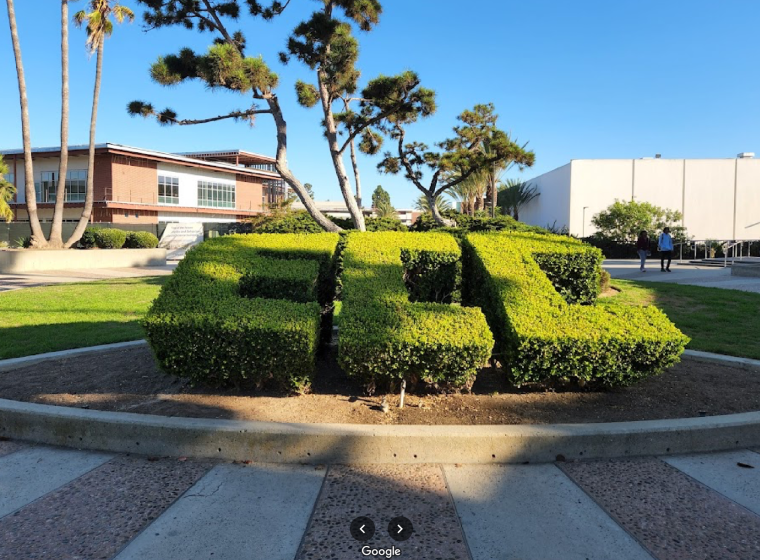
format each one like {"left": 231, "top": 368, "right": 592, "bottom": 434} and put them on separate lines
{"left": 658, "top": 227, "right": 674, "bottom": 272}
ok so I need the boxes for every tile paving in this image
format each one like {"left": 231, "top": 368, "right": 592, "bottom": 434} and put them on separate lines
{"left": 3, "top": 441, "right": 760, "bottom": 559}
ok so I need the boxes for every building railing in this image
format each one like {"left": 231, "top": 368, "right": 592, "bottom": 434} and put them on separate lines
{"left": 676, "top": 239, "right": 760, "bottom": 266}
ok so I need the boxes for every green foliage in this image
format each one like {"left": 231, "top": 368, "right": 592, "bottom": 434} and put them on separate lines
{"left": 144, "top": 233, "right": 340, "bottom": 391}
{"left": 591, "top": 199, "right": 688, "bottom": 243}
{"left": 94, "top": 228, "right": 127, "bottom": 249}
{"left": 462, "top": 232, "right": 689, "bottom": 387}
{"left": 400, "top": 247, "right": 460, "bottom": 304}
{"left": 366, "top": 216, "right": 407, "bottom": 232}
{"left": 374, "top": 199, "right": 398, "bottom": 219}
{"left": 239, "top": 257, "right": 320, "bottom": 303}
{"left": 497, "top": 179, "right": 539, "bottom": 221}
{"left": 338, "top": 232, "right": 493, "bottom": 390}
{"left": 124, "top": 231, "right": 159, "bottom": 249}
{"left": 411, "top": 210, "right": 548, "bottom": 234}
{"left": 371, "top": 185, "right": 391, "bottom": 208}
{"left": 0, "top": 155, "right": 15, "bottom": 223}
{"left": 15, "top": 236, "right": 31, "bottom": 249}
{"left": 250, "top": 211, "right": 325, "bottom": 233}
{"left": 79, "top": 226, "right": 99, "bottom": 249}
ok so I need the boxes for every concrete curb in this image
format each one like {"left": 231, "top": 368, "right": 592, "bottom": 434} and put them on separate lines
{"left": 1, "top": 398, "right": 759, "bottom": 465}
{"left": 0, "top": 340, "right": 148, "bottom": 372}
{"left": 683, "top": 349, "right": 760, "bottom": 371}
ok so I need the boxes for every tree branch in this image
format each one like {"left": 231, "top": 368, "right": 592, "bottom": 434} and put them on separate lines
{"left": 169, "top": 108, "right": 271, "bottom": 125}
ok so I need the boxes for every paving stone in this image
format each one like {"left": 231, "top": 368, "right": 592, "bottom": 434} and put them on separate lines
{"left": 444, "top": 464, "right": 652, "bottom": 560}
{"left": 0, "top": 455, "right": 211, "bottom": 560}
{"left": 116, "top": 463, "right": 325, "bottom": 560}
{"left": 0, "top": 439, "right": 25, "bottom": 458}
{"left": 0, "top": 446, "right": 112, "bottom": 518}
{"left": 296, "top": 464, "right": 470, "bottom": 560}
{"left": 560, "top": 457, "right": 760, "bottom": 560}
{"left": 664, "top": 450, "right": 760, "bottom": 517}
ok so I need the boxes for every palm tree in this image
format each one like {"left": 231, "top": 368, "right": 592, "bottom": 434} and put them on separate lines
{"left": 5, "top": 0, "right": 46, "bottom": 245}
{"left": 49, "top": 0, "right": 71, "bottom": 248}
{"left": 66, "top": 0, "right": 134, "bottom": 248}
{"left": 497, "top": 179, "right": 540, "bottom": 221}
{"left": 0, "top": 156, "right": 16, "bottom": 223}
{"left": 483, "top": 136, "right": 534, "bottom": 217}
{"left": 374, "top": 199, "right": 398, "bottom": 219}
{"left": 414, "top": 194, "right": 451, "bottom": 215}
{"left": 446, "top": 170, "right": 488, "bottom": 215}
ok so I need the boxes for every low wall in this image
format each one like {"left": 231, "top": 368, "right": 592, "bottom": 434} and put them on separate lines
{"left": 0, "top": 248, "right": 166, "bottom": 273}
{"left": 732, "top": 262, "right": 760, "bottom": 278}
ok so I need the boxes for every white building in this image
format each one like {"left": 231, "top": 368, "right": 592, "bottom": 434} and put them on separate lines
{"left": 521, "top": 154, "right": 760, "bottom": 240}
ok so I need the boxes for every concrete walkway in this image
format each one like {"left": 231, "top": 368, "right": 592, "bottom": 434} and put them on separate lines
{"left": 3, "top": 439, "right": 760, "bottom": 559}
{"left": 604, "top": 259, "right": 760, "bottom": 293}
{"left": 0, "top": 264, "right": 176, "bottom": 292}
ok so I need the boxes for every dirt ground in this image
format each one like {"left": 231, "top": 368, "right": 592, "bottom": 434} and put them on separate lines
{"left": 1, "top": 345, "right": 758, "bottom": 425}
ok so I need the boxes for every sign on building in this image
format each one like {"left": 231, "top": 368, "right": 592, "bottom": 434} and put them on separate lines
{"left": 158, "top": 223, "right": 204, "bottom": 260}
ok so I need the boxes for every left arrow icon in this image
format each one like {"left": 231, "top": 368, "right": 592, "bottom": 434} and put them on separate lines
{"left": 350, "top": 517, "right": 375, "bottom": 542}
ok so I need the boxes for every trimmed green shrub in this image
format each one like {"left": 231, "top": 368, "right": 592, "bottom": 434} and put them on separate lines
{"left": 400, "top": 247, "right": 460, "bottom": 303}
{"left": 144, "top": 233, "right": 340, "bottom": 391}
{"left": 79, "top": 226, "right": 99, "bottom": 249}
{"left": 366, "top": 216, "right": 407, "bottom": 232}
{"left": 462, "top": 232, "right": 689, "bottom": 386}
{"left": 250, "top": 211, "right": 326, "bottom": 233}
{"left": 338, "top": 232, "right": 493, "bottom": 390}
{"left": 411, "top": 210, "right": 549, "bottom": 234}
{"left": 239, "top": 257, "right": 320, "bottom": 303}
{"left": 94, "top": 228, "right": 127, "bottom": 249}
{"left": 124, "top": 231, "right": 159, "bottom": 249}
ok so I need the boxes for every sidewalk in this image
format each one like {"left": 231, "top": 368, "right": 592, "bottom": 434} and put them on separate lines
{"left": 604, "top": 259, "right": 760, "bottom": 293}
{"left": 0, "top": 264, "right": 176, "bottom": 292}
{"left": 2, "top": 440, "right": 760, "bottom": 559}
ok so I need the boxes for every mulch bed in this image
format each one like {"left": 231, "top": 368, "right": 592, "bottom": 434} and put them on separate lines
{"left": 1, "top": 346, "right": 758, "bottom": 425}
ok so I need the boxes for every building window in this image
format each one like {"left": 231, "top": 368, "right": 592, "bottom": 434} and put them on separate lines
{"left": 3, "top": 173, "right": 13, "bottom": 186}
{"left": 158, "top": 175, "right": 179, "bottom": 205}
{"left": 197, "top": 180, "right": 235, "bottom": 209}
{"left": 65, "top": 170, "right": 87, "bottom": 202}
{"left": 40, "top": 171, "right": 57, "bottom": 202}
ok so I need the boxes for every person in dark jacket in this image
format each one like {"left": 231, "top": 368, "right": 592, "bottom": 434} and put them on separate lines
{"left": 636, "top": 231, "right": 650, "bottom": 272}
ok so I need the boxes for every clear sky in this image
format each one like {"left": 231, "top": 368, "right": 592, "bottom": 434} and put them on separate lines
{"left": 1, "top": 0, "right": 759, "bottom": 208}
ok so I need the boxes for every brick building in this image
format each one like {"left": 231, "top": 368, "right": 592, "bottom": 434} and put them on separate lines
{"left": 1, "top": 143, "right": 286, "bottom": 225}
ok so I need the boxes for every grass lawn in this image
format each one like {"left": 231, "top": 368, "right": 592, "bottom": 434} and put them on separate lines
{"left": 0, "top": 276, "right": 168, "bottom": 359}
{"left": 602, "top": 279, "right": 760, "bottom": 360}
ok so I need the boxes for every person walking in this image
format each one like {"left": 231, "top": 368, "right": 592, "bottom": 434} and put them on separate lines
{"left": 658, "top": 227, "right": 674, "bottom": 272}
{"left": 636, "top": 231, "right": 650, "bottom": 272}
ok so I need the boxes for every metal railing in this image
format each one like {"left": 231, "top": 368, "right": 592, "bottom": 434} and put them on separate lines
{"left": 676, "top": 239, "right": 760, "bottom": 267}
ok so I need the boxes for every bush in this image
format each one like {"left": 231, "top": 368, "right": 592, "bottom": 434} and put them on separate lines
{"left": 250, "top": 211, "right": 326, "bottom": 234}
{"left": 411, "top": 210, "right": 548, "bottom": 234}
{"left": 400, "top": 246, "right": 460, "bottom": 303}
{"left": 124, "top": 231, "right": 159, "bottom": 249}
{"left": 79, "top": 226, "right": 99, "bottom": 249}
{"left": 462, "top": 232, "right": 689, "bottom": 387}
{"left": 144, "top": 233, "right": 340, "bottom": 391}
{"left": 591, "top": 199, "right": 688, "bottom": 244}
{"left": 338, "top": 232, "right": 493, "bottom": 391}
{"left": 366, "top": 216, "right": 407, "bottom": 232}
{"left": 94, "top": 228, "right": 127, "bottom": 249}
{"left": 239, "top": 257, "right": 320, "bottom": 303}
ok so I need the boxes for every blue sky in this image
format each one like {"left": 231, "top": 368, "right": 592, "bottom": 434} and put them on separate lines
{"left": 1, "top": 0, "right": 759, "bottom": 208}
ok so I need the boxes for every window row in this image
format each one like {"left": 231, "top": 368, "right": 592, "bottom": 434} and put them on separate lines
{"left": 198, "top": 180, "right": 235, "bottom": 209}
{"left": 33, "top": 170, "right": 87, "bottom": 203}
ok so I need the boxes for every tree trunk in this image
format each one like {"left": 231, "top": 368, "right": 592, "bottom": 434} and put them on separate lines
{"left": 49, "top": 0, "right": 69, "bottom": 248}
{"left": 349, "top": 138, "right": 362, "bottom": 208}
{"left": 6, "top": 0, "right": 46, "bottom": 247}
{"left": 66, "top": 39, "right": 102, "bottom": 248}
{"left": 428, "top": 193, "right": 455, "bottom": 227}
{"left": 266, "top": 95, "right": 340, "bottom": 232}
{"left": 489, "top": 175, "right": 497, "bottom": 218}
{"left": 317, "top": 73, "right": 366, "bottom": 231}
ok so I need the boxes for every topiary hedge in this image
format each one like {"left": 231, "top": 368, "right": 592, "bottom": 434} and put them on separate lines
{"left": 124, "top": 231, "right": 159, "bottom": 249}
{"left": 79, "top": 226, "right": 99, "bottom": 249}
{"left": 94, "top": 228, "right": 127, "bottom": 249}
{"left": 144, "top": 233, "right": 340, "bottom": 391}
{"left": 462, "top": 231, "right": 689, "bottom": 386}
{"left": 338, "top": 232, "right": 493, "bottom": 391}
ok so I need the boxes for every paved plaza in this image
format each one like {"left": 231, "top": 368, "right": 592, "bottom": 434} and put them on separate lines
{"left": 604, "top": 259, "right": 760, "bottom": 293}
{"left": 2, "top": 440, "right": 760, "bottom": 559}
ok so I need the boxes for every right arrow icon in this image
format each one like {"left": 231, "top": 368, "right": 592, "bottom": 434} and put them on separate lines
{"left": 388, "top": 516, "right": 413, "bottom": 542}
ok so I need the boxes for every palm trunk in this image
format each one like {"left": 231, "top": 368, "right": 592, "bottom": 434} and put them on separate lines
{"left": 489, "top": 175, "right": 497, "bottom": 218}
{"left": 6, "top": 0, "right": 46, "bottom": 246}
{"left": 266, "top": 95, "right": 340, "bottom": 232}
{"left": 317, "top": 72, "right": 366, "bottom": 231}
{"left": 349, "top": 138, "right": 362, "bottom": 208}
{"left": 66, "top": 39, "right": 102, "bottom": 248}
{"left": 49, "top": 0, "right": 70, "bottom": 248}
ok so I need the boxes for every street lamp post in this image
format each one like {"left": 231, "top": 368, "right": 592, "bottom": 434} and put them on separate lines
{"left": 582, "top": 206, "right": 589, "bottom": 238}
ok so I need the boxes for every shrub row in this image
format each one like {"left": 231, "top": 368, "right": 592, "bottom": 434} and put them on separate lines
{"left": 338, "top": 232, "right": 493, "bottom": 390}
{"left": 410, "top": 210, "right": 549, "bottom": 234}
{"left": 462, "top": 232, "right": 689, "bottom": 386}
{"left": 144, "top": 233, "right": 340, "bottom": 391}
{"left": 79, "top": 227, "right": 159, "bottom": 249}
{"left": 249, "top": 211, "right": 409, "bottom": 234}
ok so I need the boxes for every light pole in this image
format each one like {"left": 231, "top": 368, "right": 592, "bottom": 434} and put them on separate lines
{"left": 582, "top": 206, "right": 589, "bottom": 238}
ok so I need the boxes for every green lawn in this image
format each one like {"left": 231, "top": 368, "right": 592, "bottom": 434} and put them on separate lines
{"left": 601, "top": 279, "right": 760, "bottom": 360}
{"left": 0, "top": 276, "right": 168, "bottom": 359}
